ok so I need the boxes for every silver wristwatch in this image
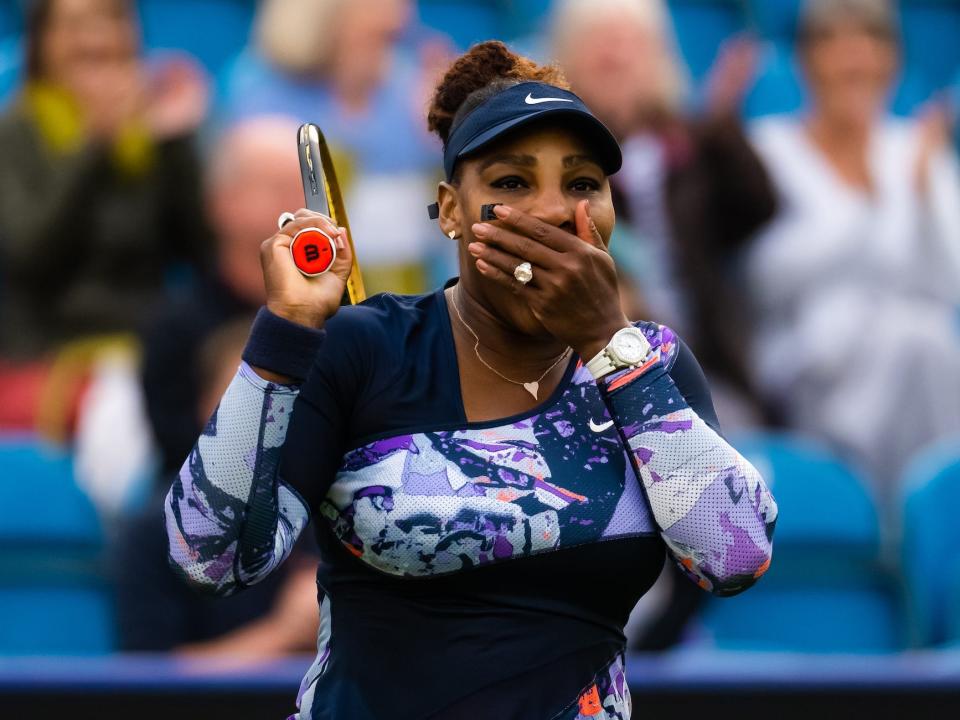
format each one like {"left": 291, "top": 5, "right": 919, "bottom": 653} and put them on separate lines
{"left": 586, "top": 326, "right": 651, "bottom": 380}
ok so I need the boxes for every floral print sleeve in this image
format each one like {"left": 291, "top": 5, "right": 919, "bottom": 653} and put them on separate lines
{"left": 598, "top": 325, "right": 778, "bottom": 596}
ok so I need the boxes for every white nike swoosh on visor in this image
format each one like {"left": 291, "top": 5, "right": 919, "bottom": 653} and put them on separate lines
{"left": 589, "top": 418, "right": 615, "bottom": 433}
{"left": 524, "top": 93, "right": 575, "bottom": 105}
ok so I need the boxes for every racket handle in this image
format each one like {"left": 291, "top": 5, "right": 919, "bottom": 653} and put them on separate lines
{"left": 290, "top": 227, "right": 337, "bottom": 276}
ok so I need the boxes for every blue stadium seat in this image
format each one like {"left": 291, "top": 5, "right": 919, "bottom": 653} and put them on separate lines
{"left": 952, "top": 71, "right": 960, "bottom": 151}
{"left": 501, "top": 0, "right": 552, "bottom": 40}
{"left": 0, "top": 35, "right": 21, "bottom": 109}
{"left": 698, "top": 433, "right": 903, "bottom": 652}
{"left": 0, "top": 1, "right": 20, "bottom": 39}
{"left": 901, "top": 437, "right": 960, "bottom": 647}
{"left": 0, "top": 437, "right": 101, "bottom": 545}
{"left": 669, "top": 0, "right": 746, "bottom": 82}
{"left": 742, "top": 39, "right": 804, "bottom": 118}
{"left": 946, "top": 559, "right": 960, "bottom": 648}
{"left": 137, "top": 0, "right": 256, "bottom": 77}
{"left": 744, "top": 0, "right": 802, "bottom": 43}
{"left": 0, "top": 436, "right": 115, "bottom": 654}
{"left": 899, "top": 0, "right": 960, "bottom": 98}
{"left": 0, "top": 588, "right": 115, "bottom": 655}
{"left": 417, "top": 1, "right": 499, "bottom": 50}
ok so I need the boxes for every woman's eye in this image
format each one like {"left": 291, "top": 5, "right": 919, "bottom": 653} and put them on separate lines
{"left": 570, "top": 178, "right": 600, "bottom": 193}
{"left": 491, "top": 176, "right": 527, "bottom": 190}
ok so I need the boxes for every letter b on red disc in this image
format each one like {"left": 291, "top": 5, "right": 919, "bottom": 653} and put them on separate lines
{"left": 290, "top": 228, "right": 337, "bottom": 276}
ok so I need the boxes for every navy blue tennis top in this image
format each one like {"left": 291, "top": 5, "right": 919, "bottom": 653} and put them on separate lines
{"left": 165, "top": 282, "right": 777, "bottom": 720}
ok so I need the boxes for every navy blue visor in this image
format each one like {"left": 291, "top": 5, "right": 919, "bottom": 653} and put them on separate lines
{"left": 428, "top": 82, "right": 622, "bottom": 219}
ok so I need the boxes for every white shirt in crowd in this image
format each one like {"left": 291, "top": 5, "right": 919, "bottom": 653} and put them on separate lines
{"left": 746, "top": 115, "right": 960, "bottom": 506}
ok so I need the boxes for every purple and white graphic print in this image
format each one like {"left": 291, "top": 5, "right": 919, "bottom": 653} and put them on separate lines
{"left": 318, "top": 360, "right": 658, "bottom": 577}
{"left": 603, "top": 327, "right": 778, "bottom": 595}
{"left": 165, "top": 363, "right": 309, "bottom": 596}
{"left": 554, "top": 653, "right": 631, "bottom": 720}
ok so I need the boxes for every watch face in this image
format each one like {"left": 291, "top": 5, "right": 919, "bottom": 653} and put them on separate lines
{"left": 612, "top": 329, "right": 649, "bottom": 365}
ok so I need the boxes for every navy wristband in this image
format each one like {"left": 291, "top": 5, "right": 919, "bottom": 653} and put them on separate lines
{"left": 241, "top": 306, "right": 327, "bottom": 381}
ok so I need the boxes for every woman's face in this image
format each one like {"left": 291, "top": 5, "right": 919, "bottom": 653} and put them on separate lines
{"left": 802, "top": 21, "right": 897, "bottom": 128}
{"left": 440, "top": 124, "right": 615, "bottom": 337}
{"left": 39, "top": 0, "right": 137, "bottom": 84}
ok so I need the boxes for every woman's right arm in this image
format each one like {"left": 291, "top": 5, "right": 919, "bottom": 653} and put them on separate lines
{"left": 164, "top": 313, "right": 319, "bottom": 596}
{"left": 165, "top": 211, "right": 351, "bottom": 596}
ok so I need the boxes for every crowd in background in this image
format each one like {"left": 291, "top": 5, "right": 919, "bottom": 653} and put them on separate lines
{"left": 1, "top": 0, "right": 959, "bottom": 658}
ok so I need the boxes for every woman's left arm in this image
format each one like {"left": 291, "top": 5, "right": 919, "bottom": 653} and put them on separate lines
{"left": 598, "top": 329, "right": 777, "bottom": 596}
{"left": 468, "top": 203, "right": 777, "bottom": 596}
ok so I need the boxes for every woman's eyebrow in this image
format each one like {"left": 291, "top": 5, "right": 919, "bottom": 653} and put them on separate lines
{"left": 562, "top": 154, "right": 601, "bottom": 169}
{"left": 479, "top": 153, "right": 537, "bottom": 171}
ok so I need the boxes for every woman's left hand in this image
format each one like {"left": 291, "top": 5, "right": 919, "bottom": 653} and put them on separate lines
{"left": 469, "top": 201, "right": 630, "bottom": 359}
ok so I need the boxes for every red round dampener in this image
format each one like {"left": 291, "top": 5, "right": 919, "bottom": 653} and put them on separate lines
{"left": 290, "top": 227, "right": 337, "bottom": 277}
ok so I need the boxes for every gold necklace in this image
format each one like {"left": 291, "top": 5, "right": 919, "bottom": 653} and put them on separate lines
{"left": 449, "top": 290, "right": 570, "bottom": 400}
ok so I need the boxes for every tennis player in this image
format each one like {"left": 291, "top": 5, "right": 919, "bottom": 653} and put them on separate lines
{"left": 165, "top": 41, "right": 777, "bottom": 720}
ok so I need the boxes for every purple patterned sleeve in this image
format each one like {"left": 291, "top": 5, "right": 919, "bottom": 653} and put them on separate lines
{"left": 598, "top": 326, "right": 777, "bottom": 596}
{"left": 164, "top": 362, "right": 310, "bottom": 596}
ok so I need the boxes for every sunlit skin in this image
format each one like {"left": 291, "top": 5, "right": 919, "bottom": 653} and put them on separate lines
{"left": 258, "top": 125, "right": 630, "bottom": 421}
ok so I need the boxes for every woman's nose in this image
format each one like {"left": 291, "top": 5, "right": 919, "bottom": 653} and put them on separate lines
{"left": 525, "top": 188, "right": 575, "bottom": 229}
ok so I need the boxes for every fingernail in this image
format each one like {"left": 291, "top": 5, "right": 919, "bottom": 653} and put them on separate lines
{"left": 476, "top": 258, "right": 490, "bottom": 272}
{"left": 335, "top": 235, "right": 345, "bottom": 250}
{"left": 493, "top": 204, "right": 509, "bottom": 218}
{"left": 472, "top": 223, "right": 490, "bottom": 237}
{"left": 467, "top": 242, "right": 483, "bottom": 256}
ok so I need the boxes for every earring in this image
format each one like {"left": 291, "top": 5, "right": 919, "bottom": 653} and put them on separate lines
{"left": 448, "top": 230, "right": 458, "bottom": 240}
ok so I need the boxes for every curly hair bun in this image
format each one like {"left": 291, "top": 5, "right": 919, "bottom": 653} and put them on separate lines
{"left": 427, "top": 40, "right": 569, "bottom": 146}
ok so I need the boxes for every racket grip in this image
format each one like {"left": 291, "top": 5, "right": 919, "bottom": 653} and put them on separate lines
{"left": 290, "top": 228, "right": 337, "bottom": 276}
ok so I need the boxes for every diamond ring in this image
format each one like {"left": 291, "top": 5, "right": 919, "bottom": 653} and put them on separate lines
{"left": 513, "top": 261, "right": 533, "bottom": 285}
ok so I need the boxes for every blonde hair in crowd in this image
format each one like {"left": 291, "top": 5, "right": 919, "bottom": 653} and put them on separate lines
{"left": 255, "top": 0, "right": 346, "bottom": 75}
{"left": 549, "top": 0, "right": 690, "bottom": 113}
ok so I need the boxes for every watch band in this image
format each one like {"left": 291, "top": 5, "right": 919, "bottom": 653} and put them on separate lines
{"left": 586, "top": 348, "right": 618, "bottom": 380}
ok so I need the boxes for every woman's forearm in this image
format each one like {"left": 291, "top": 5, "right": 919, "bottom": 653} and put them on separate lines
{"left": 165, "top": 362, "right": 310, "bottom": 596}
{"left": 165, "top": 309, "right": 328, "bottom": 596}
{"left": 600, "top": 354, "right": 778, "bottom": 596}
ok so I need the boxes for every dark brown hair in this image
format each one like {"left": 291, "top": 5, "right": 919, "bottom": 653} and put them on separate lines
{"left": 427, "top": 40, "right": 569, "bottom": 148}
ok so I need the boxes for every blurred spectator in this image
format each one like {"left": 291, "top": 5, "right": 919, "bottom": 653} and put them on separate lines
{"left": 746, "top": 0, "right": 960, "bottom": 505}
{"left": 0, "top": 0, "right": 209, "bottom": 436}
{"left": 141, "top": 115, "right": 304, "bottom": 477}
{"left": 551, "top": 0, "right": 779, "bottom": 430}
{"left": 116, "top": 317, "right": 319, "bottom": 656}
{"left": 220, "top": 0, "right": 451, "bottom": 295}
